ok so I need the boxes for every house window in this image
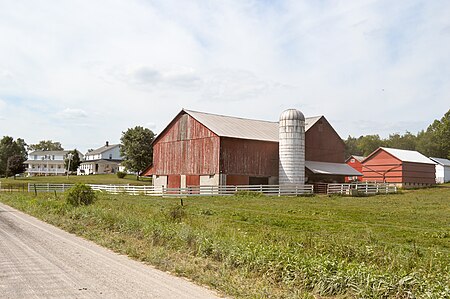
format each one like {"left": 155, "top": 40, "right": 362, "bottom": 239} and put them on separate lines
{"left": 52, "top": 155, "right": 55, "bottom": 160}
{"left": 51, "top": 165, "right": 54, "bottom": 169}
{"left": 34, "top": 155, "right": 37, "bottom": 160}
{"left": 109, "top": 153, "right": 112, "bottom": 159}
{"left": 58, "top": 165, "right": 61, "bottom": 169}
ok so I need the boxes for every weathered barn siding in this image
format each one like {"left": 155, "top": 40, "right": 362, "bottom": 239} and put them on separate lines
{"left": 220, "top": 137, "right": 278, "bottom": 177}
{"left": 305, "top": 117, "right": 345, "bottom": 163}
{"left": 149, "top": 113, "right": 220, "bottom": 175}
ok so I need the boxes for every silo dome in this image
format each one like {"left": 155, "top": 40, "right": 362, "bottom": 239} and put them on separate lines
{"left": 279, "top": 109, "right": 305, "bottom": 121}
{"left": 279, "top": 108, "right": 305, "bottom": 186}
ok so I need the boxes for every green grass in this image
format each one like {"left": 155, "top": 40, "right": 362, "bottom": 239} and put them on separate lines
{"left": 0, "top": 174, "right": 152, "bottom": 188}
{"left": 1, "top": 188, "right": 449, "bottom": 298}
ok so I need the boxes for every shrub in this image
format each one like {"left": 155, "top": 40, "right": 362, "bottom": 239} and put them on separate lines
{"left": 167, "top": 205, "right": 186, "bottom": 223}
{"left": 234, "top": 190, "right": 264, "bottom": 197}
{"left": 116, "top": 171, "right": 126, "bottom": 178}
{"left": 65, "top": 183, "right": 97, "bottom": 206}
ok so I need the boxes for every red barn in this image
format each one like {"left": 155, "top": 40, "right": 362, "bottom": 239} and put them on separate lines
{"left": 345, "top": 155, "right": 365, "bottom": 182}
{"left": 361, "top": 147, "right": 436, "bottom": 188}
{"left": 143, "top": 109, "right": 361, "bottom": 188}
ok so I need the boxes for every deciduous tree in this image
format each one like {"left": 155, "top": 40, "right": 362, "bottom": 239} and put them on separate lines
{"left": 120, "top": 126, "right": 155, "bottom": 179}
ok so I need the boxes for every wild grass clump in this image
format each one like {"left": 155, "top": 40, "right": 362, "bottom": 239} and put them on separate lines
{"left": 65, "top": 183, "right": 97, "bottom": 206}
{"left": 234, "top": 190, "right": 264, "bottom": 197}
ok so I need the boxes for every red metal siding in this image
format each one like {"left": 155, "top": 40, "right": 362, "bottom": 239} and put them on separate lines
{"left": 402, "top": 162, "right": 435, "bottom": 184}
{"left": 305, "top": 118, "right": 345, "bottom": 163}
{"left": 362, "top": 149, "right": 435, "bottom": 185}
{"left": 345, "top": 157, "right": 363, "bottom": 182}
{"left": 148, "top": 113, "right": 220, "bottom": 175}
{"left": 220, "top": 137, "right": 278, "bottom": 177}
{"left": 362, "top": 150, "right": 402, "bottom": 182}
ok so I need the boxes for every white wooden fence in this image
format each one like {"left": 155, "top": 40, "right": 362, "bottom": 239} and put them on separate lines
{"left": 327, "top": 182, "right": 397, "bottom": 195}
{"left": 27, "top": 183, "right": 314, "bottom": 197}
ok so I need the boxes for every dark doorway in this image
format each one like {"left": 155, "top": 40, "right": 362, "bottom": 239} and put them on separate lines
{"left": 249, "top": 177, "right": 269, "bottom": 185}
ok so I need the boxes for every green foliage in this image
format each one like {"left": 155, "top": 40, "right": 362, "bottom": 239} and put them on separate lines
{"left": 29, "top": 140, "right": 63, "bottom": 151}
{"left": 167, "top": 205, "right": 186, "bottom": 222}
{"left": 344, "top": 109, "right": 450, "bottom": 159}
{"left": 0, "top": 136, "right": 27, "bottom": 177}
{"left": 234, "top": 190, "right": 264, "bottom": 197}
{"left": 116, "top": 171, "right": 126, "bottom": 178}
{"left": 64, "top": 149, "right": 82, "bottom": 172}
{"left": 65, "top": 183, "right": 96, "bottom": 206}
{"left": 120, "top": 126, "right": 155, "bottom": 175}
{"left": 7, "top": 155, "right": 26, "bottom": 178}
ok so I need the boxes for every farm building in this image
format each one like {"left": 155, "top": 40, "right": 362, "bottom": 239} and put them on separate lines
{"left": 361, "top": 147, "right": 436, "bottom": 188}
{"left": 429, "top": 157, "right": 450, "bottom": 183}
{"left": 142, "top": 109, "right": 360, "bottom": 188}
{"left": 345, "top": 155, "right": 365, "bottom": 182}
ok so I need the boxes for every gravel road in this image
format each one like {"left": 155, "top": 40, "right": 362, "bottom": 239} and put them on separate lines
{"left": 0, "top": 202, "right": 222, "bottom": 299}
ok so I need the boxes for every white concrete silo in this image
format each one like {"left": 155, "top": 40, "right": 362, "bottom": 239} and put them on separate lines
{"left": 279, "top": 109, "right": 305, "bottom": 185}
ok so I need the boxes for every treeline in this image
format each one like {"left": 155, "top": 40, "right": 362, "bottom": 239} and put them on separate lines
{"left": 344, "top": 109, "right": 450, "bottom": 159}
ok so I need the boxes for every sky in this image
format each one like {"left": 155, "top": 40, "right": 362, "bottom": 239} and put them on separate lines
{"left": 0, "top": 0, "right": 449, "bottom": 153}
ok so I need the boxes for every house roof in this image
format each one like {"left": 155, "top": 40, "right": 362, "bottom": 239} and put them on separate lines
{"left": 365, "top": 147, "right": 436, "bottom": 164}
{"left": 346, "top": 155, "right": 366, "bottom": 162}
{"left": 29, "top": 150, "right": 83, "bottom": 156}
{"left": 183, "top": 109, "right": 323, "bottom": 142}
{"left": 429, "top": 157, "right": 450, "bottom": 166}
{"left": 80, "top": 159, "right": 122, "bottom": 164}
{"left": 87, "top": 144, "right": 120, "bottom": 155}
{"left": 305, "top": 161, "right": 362, "bottom": 176}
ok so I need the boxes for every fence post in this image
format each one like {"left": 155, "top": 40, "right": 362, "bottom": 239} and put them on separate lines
{"left": 34, "top": 184, "right": 37, "bottom": 196}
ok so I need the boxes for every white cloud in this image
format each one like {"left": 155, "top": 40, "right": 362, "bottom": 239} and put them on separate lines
{"left": 56, "top": 108, "right": 88, "bottom": 120}
{"left": 0, "top": 0, "right": 448, "bottom": 151}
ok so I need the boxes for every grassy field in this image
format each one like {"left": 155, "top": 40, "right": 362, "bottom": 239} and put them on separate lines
{"left": 0, "top": 187, "right": 449, "bottom": 298}
{"left": 0, "top": 174, "right": 152, "bottom": 188}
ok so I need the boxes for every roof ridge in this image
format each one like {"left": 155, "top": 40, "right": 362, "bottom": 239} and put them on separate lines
{"left": 184, "top": 108, "right": 321, "bottom": 123}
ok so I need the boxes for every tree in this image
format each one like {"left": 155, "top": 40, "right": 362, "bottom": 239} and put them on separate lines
{"left": 120, "top": 126, "right": 155, "bottom": 179}
{"left": 0, "top": 136, "right": 27, "bottom": 177}
{"left": 344, "top": 135, "right": 363, "bottom": 158}
{"left": 6, "top": 155, "right": 26, "bottom": 179}
{"left": 385, "top": 132, "right": 417, "bottom": 151}
{"left": 29, "top": 140, "right": 63, "bottom": 151}
{"left": 64, "top": 150, "right": 82, "bottom": 173}
{"left": 357, "top": 135, "right": 385, "bottom": 156}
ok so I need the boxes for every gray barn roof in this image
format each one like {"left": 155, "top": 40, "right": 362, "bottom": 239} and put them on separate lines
{"left": 184, "top": 109, "right": 322, "bottom": 142}
{"left": 305, "top": 161, "right": 362, "bottom": 176}
{"left": 87, "top": 144, "right": 120, "bottom": 155}
{"left": 379, "top": 147, "right": 436, "bottom": 164}
{"left": 430, "top": 157, "right": 450, "bottom": 166}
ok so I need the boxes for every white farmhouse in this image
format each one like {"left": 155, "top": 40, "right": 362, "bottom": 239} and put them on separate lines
{"left": 77, "top": 142, "right": 123, "bottom": 175}
{"left": 429, "top": 157, "right": 450, "bottom": 183}
{"left": 25, "top": 150, "right": 83, "bottom": 176}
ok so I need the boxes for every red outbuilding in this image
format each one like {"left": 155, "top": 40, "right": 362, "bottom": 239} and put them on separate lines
{"left": 361, "top": 147, "right": 436, "bottom": 188}
{"left": 345, "top": 155, "right": 365, "bottom": 182}
{"left": 143, "top": 109, "right": 361, "bottom": 188}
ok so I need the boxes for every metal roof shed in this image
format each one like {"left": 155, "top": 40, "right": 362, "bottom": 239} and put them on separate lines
{"left": 429, "top": 157, "right": 450, "bottom": 183}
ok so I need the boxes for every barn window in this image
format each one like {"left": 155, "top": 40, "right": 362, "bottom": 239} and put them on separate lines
{"left": 209, "top": 174, "right": 214, "bottom": 179}
{"left": 350, "top": 158, "right": 355, "bottom": 163}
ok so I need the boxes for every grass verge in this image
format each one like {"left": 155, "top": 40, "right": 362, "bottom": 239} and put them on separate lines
{"left": 0, "top": 188, "right": 449, "bottom": 298}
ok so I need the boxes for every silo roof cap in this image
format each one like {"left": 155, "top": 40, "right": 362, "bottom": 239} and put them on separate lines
{"left": 280, "top": 109, "right": 305, "bottom": 121}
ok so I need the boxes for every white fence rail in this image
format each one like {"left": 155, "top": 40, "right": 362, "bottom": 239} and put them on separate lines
{"left": 27, "top": 183, "right": 314, "bottom": 197}
{"left": 327, "top": 183, "right": 397, "bottom": 195}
